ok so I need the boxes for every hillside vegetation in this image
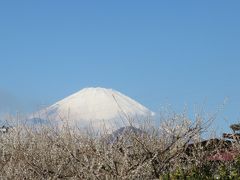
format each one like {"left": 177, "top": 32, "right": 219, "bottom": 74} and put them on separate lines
{"left": 0, "top": 111, "right": 239, "bottom": 179}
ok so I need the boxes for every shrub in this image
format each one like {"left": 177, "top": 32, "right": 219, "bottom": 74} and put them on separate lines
{"left": 0, "top": 110, "right": 238, "bottom": 179}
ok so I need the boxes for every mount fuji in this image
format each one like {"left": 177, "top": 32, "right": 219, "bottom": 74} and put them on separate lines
{"left": 29, "top": 87, "right": 154, "bottom": 131}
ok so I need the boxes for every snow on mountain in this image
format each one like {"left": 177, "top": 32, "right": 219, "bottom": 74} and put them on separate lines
{"left": 30, "top": 87, "right": 154, "bottom": 131}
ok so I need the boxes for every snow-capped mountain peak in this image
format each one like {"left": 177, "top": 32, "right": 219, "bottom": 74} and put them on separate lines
{"left": 31, "top": 87, "right": 154, "bottom": 131}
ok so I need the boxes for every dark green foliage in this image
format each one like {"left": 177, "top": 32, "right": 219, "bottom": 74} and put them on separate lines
{"left": 159, "top": 157, "right": 240, "bottom": 179}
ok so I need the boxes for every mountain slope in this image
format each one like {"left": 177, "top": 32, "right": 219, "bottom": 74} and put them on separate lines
{"left": 30, "top": 87, "right": 154, "bottom": 131}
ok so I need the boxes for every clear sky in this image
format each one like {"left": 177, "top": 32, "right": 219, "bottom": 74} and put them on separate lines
{"left": 0, "top": 1, "right": 240, "bottom": 133}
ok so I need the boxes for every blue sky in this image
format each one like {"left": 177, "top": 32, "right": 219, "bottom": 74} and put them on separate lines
{"left": 0, "top": 1, "right": 240, "bottom": 133}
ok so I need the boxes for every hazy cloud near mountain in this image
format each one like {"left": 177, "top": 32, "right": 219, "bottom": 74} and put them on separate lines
{"left": 0, "top": 89, "right": 43, "bottom": 120}
{"left": 0, "top": 90, "right": 21, "bottom": 113}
